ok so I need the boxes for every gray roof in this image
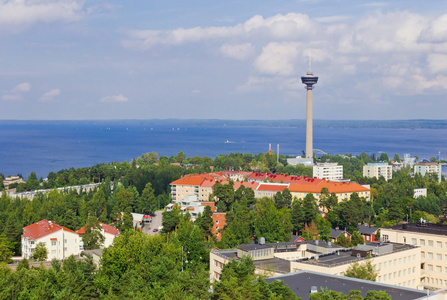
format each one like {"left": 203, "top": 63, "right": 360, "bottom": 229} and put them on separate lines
{"left": 330, "top": 229, "right": 349, "bottom": 239}
{"left": 358, "top": 225, "right": 378, "bottom": 235}
{"left": 265, "top": 271, "right": 434, "bottom": 300}
{"left": 237, "top": 243, "right": 273, "bottom": 251}
{"left": 384, "top": 222, "right": 447, "bottom": 236}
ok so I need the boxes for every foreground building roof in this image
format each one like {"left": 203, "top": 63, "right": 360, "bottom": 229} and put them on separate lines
{"left": 265, "top": 270, "right": 436, "bottom": 300}
{"left": 22, "top": 219, "right": 76, "bottom": 240}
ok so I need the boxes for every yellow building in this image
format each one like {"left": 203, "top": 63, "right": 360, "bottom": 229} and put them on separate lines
{"left": 290, "top": 242, "right": 421, "bottom": 289}
{"left": 381, "top": 222, "right": 447, "bottom": 290}
{"left": 363, "top": 163, "right": 392, "bottom": 181}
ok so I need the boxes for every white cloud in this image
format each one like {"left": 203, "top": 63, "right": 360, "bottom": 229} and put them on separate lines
{"left": 254, "top": 42, "right": 300, "bottom": 76}
{"left": 419, "top": 14, "right": 447, "bottom": 43}
{"left": 220, "top": 43, "right": 255, "bottom": 60}
{"left": 39, "top": 89, "right": 60, "bottom": 101}
{"left": 100, "top": 94, "right": 129, "bottom": 103}
{"left": 12, "top": 82, "right": 31, "bottom": 93}
{"left": 0, "top": 0, "right": 85, "bottom": 31}
{"left": 2, "top": 82, "right": 31, "bottom": 101}
{"left": 123, "top": 13, "right": 317, "bottom": 50}
{"left": 428, "top": 54, "right": 447, "bottom": 73}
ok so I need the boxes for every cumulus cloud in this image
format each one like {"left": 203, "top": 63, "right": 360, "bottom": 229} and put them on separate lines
{"left": 39, "top": 89, "right": 60, "bottom": 101}
{"left": 122, "top": 13, "right": 317, "bottom": 50}
{"left": 100, "top": 94, "right": 129, "bottom": 103}
{"left": 123, "top": 10, "right": 447, "bottom": 98}
{"left": 0, "top": 0, "right": 85, "bottom": 31}
{"left": 254, "top": 42, "right": 300, "bottom": 76}
{"left": 220, "top": 43, "right": 255, "bottom": 60}
{"left": 2, "top": 82, "right": 31, "bottom": 101}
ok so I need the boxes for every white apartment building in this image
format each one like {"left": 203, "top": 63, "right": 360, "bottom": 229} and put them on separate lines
{"left": 313, "top": 163, "right": 343, "bottom": 180}
{"left": 414, "top": 162, "right": 442, "bottom": 183}
{"left": 363, "top": 163, "right": 393, "bottom": 181}
{"left": 381, "top": 222, "right": 447, "bottom": 291}
{"left": 414, "top": 187, "right": 428, "bottom": 198}
{"left": 76, "top": 222, "right": 120, "bottom": 249}
{"left": 22, "top": 220, "right": 81, "bottom": 260}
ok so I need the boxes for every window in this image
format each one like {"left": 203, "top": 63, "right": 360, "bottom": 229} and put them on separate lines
{"left": 64, "top": 247, "right": 67, "bottom": 252}
{"left": 437, "top": 254, "right": 442, "bottom": 260}
{"left": 64, "top": 239, "right": 67, "bottom": 244}
{"left": 51, "top": 241, "right": 57, "bottom": 246}
{"left": 428, "top": 253, "right": 433, "bottom": 259}
{"left": 437, "top": 241, "right": 442, "bottom": 248}
{"left": 428, "top": 264, "right": 433, "bottom": 271}
{"left": 30, "top": 240, "right": 35, "bottom": 245}
{"left": 383, "top": 235, "right": 389, "bottom": 242}
{"left": 436, "top": 266, "right": 442, "bottom": 272}
{"left": 51, "top": 250, "right": 56, "bottom": 254}
{"left": 429, "top": 240, "right": 434, "bottom": 247}
{"left": 420, "top": 239, "right": 425, "bottom": 246}
{"left": 399, "top": 258, "right": 402, "bottom": 264}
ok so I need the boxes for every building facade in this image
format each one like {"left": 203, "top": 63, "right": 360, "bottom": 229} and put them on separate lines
{"left": 414, "top": 162, "right": 442, "bottom": 183}
{"left": 22, "top": 220, "right": 81, "bottom": 260}
{"left": 363, "top": 163, "right": 393, "bottom": 181}
{"left": 381, "top": 223, "right": 447, "bottom": 290}
{"left": 313, "top": 163, "right": 343, "bottom": 180}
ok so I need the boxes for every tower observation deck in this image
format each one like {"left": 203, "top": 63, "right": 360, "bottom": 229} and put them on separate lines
{"left": 301, "top": 71, "right": 318, "bottom": 158}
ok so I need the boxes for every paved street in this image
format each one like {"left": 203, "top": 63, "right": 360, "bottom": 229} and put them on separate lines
{"left": 142, "top": 210, "right": 163, "bottom": 236}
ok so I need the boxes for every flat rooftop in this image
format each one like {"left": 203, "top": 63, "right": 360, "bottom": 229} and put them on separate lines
{"left": 212, "top": 250, "right": 290, "bottom": 274}
{"left": 384, "top": 223, "right": 447, "bottom": 236}
{"left": 296, "top": 243, "right": 415, "bottom": 267}
{"left": 266, "top": 271, "right": 433, "bottom": 300}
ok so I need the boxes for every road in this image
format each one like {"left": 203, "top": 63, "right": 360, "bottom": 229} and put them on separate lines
{"left": 142, "top": 210, "right": 163, "bottom": 236}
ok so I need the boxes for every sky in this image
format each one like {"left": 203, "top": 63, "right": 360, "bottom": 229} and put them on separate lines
{"left": 1, "top": 0, "right": 447, "bottom": 120}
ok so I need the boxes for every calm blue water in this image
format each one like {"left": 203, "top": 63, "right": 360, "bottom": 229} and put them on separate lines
{"left": 0, "top": 121, "right": 446, "bottom": 178}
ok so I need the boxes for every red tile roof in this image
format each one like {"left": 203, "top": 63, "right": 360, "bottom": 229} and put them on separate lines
{"left": 247, "top": 172, "right": 323, "bottom": 184}
{"left": 76, "top": 223, "right": 120, "bottom": 236}
{"left": 22, "top": 220, "right": 76, "bottom": 240}
{"left": 289, "top": 180, "right": 369, "bottom": 194}
{"left": 257, "top": 183, "right": 288, "bottom": 192}
{"left": 170, "top": 173, "right": 224, "bottom": 186}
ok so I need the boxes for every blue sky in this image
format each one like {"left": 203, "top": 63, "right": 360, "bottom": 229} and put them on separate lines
{"left": 1, "top": 0, "right": 447, "bottom": 120}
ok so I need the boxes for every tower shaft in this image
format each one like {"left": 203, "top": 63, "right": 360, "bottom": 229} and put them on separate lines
{"left": 301, "top": 71, "right": 318, "bottom": 159}
{"left": 305, "top": 87, "right": 313, "bottom": 158}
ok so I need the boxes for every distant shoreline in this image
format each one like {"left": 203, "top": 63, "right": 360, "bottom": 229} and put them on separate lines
{"left": 1, "top": 119, "right": 447, "bottom": 129}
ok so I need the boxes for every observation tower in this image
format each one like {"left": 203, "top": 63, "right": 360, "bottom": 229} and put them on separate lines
{"left": 301, "top": 68, "right": 318, "bottom": 158}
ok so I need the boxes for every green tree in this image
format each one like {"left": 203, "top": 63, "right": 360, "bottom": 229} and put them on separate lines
{"left": 0, "top": 234, "right": 15, "bottom": 263}
{"left": 82, "top": 216, "right": 105, "bottom": 250}
{"left": 291, "top": 199, "right": 305, "bottom": 235}
{"left": 196, "top": 205, "right": 214, "bottom": 240}
{"left": 302, "top": 193, "right": 318, "bottom": 225}
{"left": 364, "top": 290, "right": 392, "bottom": 300}
{"left": 301, "top": 221, "right": 319, "bottom": 240}
{"left": 120, "top": 208, "right": 134, "bottom": 232}
{"left": 253, "top": 197, "right": 292, "bottom": 243}
{"left": 137, "top": 182, "right": 157, "bottom": 214}
{"left": 31, "top": 242, "right": 48, "bottom": 262}
{"left": 315, "top": 215, "right": 332, "bottom": 242}
{"left": 162, "top": 205, "right": 182, "bottom": 234}
{"left": 344, "top": 259, "right": 378, "bottom": 281}
{"left": 350, "top": 231, "right": 364, "bottom": 247}
{"left": 336, "top": 233, "right": 350, "bottom": 248}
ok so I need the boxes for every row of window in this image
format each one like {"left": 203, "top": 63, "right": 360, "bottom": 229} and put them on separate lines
{"left": 423, "top": 264, "right": 447, "bottom": 273}
{"left": 412, "top": 238, "right": 446, "bottom": 248}
{"left": 378, "top": 268, "right": 416, "bottom": 282}
{"left": 375, "top": 255, "right": 417, "bottom": 269}
{"left": 422, "top": 277, "right": 447, "bottom": 286}
{"left": 377, "top": 277, "right": 415, "bottom": 288}
{"left": 421, "top": 252, "right": 447, "bottom": 261}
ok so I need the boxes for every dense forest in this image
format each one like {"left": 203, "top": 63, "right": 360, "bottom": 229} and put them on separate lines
{"left": 0, "top": 150, "right": 446, "bottom": 298}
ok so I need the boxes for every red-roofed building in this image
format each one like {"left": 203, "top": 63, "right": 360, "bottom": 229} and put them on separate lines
{"left": 289, "top": 180, "right": 370, "bottom": 203}
{"left": 255, "top": 183, "right": 289, "bottom": 198}
{"left": 171, "top": 173, "right": 225, "bottom": 201}
{"left": 22, "top": 220, "right": 81, "bottom": 260}
{"left": 76, "top": 223, "right": 120, "bottom": 249}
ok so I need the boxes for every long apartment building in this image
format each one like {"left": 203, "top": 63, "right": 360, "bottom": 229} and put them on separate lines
{"left": 381, "top": 222, "right": 447, "bottom": 291}
{"left": 211, "top": 239, "right": 421, "bottom": 290}
{"left": 170, "top": 172, "right": 370, "bottom": 203}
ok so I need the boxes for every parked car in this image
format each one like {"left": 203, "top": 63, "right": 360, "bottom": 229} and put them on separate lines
{"left": 153, "top": 228, "right": 158, "bottom": 232}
